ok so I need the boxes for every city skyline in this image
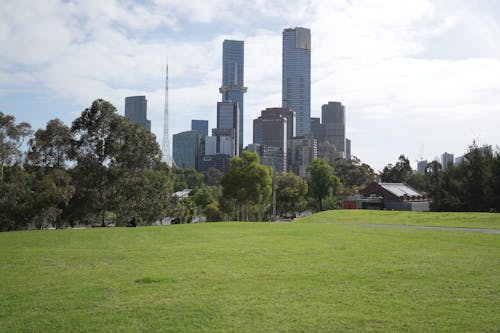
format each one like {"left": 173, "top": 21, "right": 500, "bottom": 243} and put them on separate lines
{"left": 1, "top": 1, "right": 499, "bottom": 171}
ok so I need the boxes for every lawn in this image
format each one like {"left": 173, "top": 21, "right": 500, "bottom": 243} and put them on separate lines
{"left": 299, "top": 209, "right": 500, "bottom": 229}
{"left": 0, "top": 211, "right": 499, "bottom": 332}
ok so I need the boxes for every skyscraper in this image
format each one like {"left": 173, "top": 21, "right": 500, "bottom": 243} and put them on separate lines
{"left": 191, "top": 120, "right": 208, "bottom": 139}
{"left": 172, "top": 131, "right": 200, "bottom": 169}
{"left": 282, "top": 27, "right": 311, "bottom": 136}
{"left": 322, "top": 101, "right": 346, "bottom": 155}
{"left": 124, "top": 96, "right": 151, "bottom": 131}
{"left": 220, "top": 40, "right": 247, "bottom": 153}
{"left": 217, "top": 101, "right": 239, "bottom": 156}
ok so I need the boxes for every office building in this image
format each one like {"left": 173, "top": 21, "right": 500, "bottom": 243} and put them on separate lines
{"left": 322, "top": 102, "right": 345, "bottom": 154}
{"left": 220, "top": 40, "right": 247, "bottom": 153}
{"left": 345, "top": 138, "right": 351, "bottom": 160}
{"left": 288, "top": 136, "right": 317, "bottom": 178}
{"left": 217, "top": 101, "right": 240, "bottom": 156}
{"left": 317, "top": 141, "right": 343, "bottom": 163}
{"left": 310, "top": 117, "right": 324, "bottom": 143}
{"left": 173, "top": 131, "right": 200, "bottom": 169}
{"left": 125, "top": 96, "right": 151, "bottom": 131}
{"left": 253, "top": 107, "right": 295, "bottom": 145}
{"left": 441, "top": 152, "right": 454, "bottom": 169}
{"left": 282, "top": 27, "right": 311, "bottom": 136}
{"left": 417, "top": 160, "right": 428, "bottom": 174}
{"left": 191, "top": 120, "right": 208, "bottom": 139}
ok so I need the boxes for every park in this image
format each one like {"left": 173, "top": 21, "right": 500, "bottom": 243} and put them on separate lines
{"left": 1, "top": 210, "right": 498, "bottom": 332}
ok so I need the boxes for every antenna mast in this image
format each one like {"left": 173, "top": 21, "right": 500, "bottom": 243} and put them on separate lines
{"left": 162, "top": 59, "right": 174, "bottom": 167}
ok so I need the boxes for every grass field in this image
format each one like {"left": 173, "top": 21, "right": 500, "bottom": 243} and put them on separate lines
{"left": 0, "top": 211, "right": 499, "bottom": 332}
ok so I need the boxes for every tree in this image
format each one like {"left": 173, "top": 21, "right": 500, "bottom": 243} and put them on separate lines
{"left": 173, "top": 168, "right": 204, "bottom": 191}
{"left": 204, "top": 167, "right": 224, "bottom": 187}
{"left": 0, "top": 112, "right": 32, "bottom": 182}
{"left": 308, "top": 158, "right": 342, "bottom": 211}
{"left": 276, "top": 172, "right": 308, "bottom": 217}
{"left": 380, "top": 155, "right": 413, "bottom": 183}
{"left": 331, "top": 156, "right": 377, "bottom": 194}
{"left": 192, "top": 185, "right": 214, "bottom": 220}
{"left": 221, "top": 151, "right": 272, "bottom": 221}
{"left": 27, "top": 119, "right": 71, "bottom": 169}
{"left": 29, "top": 168, "right": 75, "bottom": 229}
{"left": 203, "top": 202, "right": 223, "bottom": 222}
{"left": 68, "top": 99, "right": 169, "bottom": 225}
{"left": 0, "top": 165, "right": 32, "bottom": 231}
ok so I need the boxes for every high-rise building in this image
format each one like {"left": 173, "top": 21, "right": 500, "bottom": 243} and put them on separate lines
{"left": 288, "top": 136, "right": 317, "bottom": 178}
{"left": 345, "top": 138, "right": 351, "bottom": 160}
{"left": 322, "top": 102, "right": 345, "bottom": 155}
{"left": 441, "top": 152, "right": 454, "bottom": 169}
{"left": 220, "top": 40, "right": 247, "bottom": 153}
{"left": 125, "top": 96, "right": 151, "bottom": 131}
{"left": 282, "top": 27, "right": 311, "bottom": 136}
{"left": 253, "top": 107, "right": 295, "bottom": 144}
{"left": 172, "top": 130, "right": 200, "bottom": 169}
{"left": 191, "top": 120, "right": 208, "bottom": 139}
{"left": 417, "top": 160, "right": 428, "bottom": 174}
{"left": 310, "top": 117, "right": 324, "bottom": 143}
{"left": 217, "top": 101, "right": 239, "bottom": 156}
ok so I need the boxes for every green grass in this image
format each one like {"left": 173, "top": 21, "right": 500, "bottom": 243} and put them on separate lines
{"left": 299, "top": 210, "right": 500, "bottom": 229}
{"left": 0, "top": 211, "right": 499, "bottom": 332}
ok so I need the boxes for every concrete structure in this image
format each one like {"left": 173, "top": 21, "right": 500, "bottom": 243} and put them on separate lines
{"left": 254, "top": 107, "right": 295, "bottom": 144}
{"left": 173, "top": 131, "right": 200, "bottom": 169}
{"left": 322, "top": 102, "right": 345, "bottom": 154}
{"left": 288, "top": 136, "right": 317, "bottom": 178}
{"left": 455, "top": 155, "right": 464, "bottom": 165}
{"left": 359, "top": 182, "right": 430, "bottom": 211}
{"left": 191, "top": 120, "right": 208, "bottom": 139}
{"left": 220, "top": 40, "right": 247, "bottom": 154}
{"left": 282, "top": 27, "right": 311, "bottom": 136}
{"left": 260, "top": 145, "right": 286, "bottom": 173}
{"left": 125, "top": 96, "right": 151, "bottom": 131}
{"left": 441, "top": 152, "right": 454, "bottom": 169}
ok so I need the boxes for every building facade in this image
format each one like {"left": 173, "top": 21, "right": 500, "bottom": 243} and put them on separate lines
{"left": 125, "top": 96, "right": 151, "bottom": 131}
{"left": 441, "top": 152, "right": 454, "bottom": 169}
{"left": 172, "top": 131, "right": 200, "bottom": 169}
{"left": 282, "top": 27, "right": 311, "bottom": 136}
{"left": 322, "top": 101, "right": 345, "bottom": 155}
{"left": 191, "top": 119, "right": 208, "bottom": 139}
{"left": 220, "top": 40, "right": 247, "bottom": 154}
{"left": 217, "top": 101, "right": 239, "bottom": 157}
{"left": 288, "top": 136, "right": 317, "bottom": 178}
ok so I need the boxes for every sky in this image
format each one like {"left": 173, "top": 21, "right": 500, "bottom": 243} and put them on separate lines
{"left": 1, "top": 0, "right": 499, "bottom": 171}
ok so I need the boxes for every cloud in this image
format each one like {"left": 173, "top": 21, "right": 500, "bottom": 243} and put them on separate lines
{"left": 0, "top": 0, "right": 499, "bottom": 171}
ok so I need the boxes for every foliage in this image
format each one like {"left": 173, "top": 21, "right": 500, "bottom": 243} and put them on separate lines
{"left": 27, "top": 119, "right": 71, "bottom": 168}
{"left": 169, "top": 196, "right": 196, "bottom": 224}
{"left": 0, "top": 166, "right": 32, "bottom": 231}
{"left": 29, "top": 168, "right": 75, "bottom": 229}
{"left": 307, "top": 158, "right": 342, "bottom": 211}
{"left": 221, "top": 151, "right": 272, "bottom": 221}
{"left": 331, "top": 156, "right": 377, "bottom": 194}
{"left": 0, "top": 112, "right": 32, "bottom": 182}
{"left": 276, "top": 172, "right": 308, "bottom": 217}
{"left": 379, "top": 154, "right": 412, "bottom": 183}
{"left": 203, "top": 202, "right": 223, "bottom": 222}
{"left": 204, "top": 167, "right": 224, "bottom": 187}
{"left": 173, "top": 168, "right": 204, "bottom": 191}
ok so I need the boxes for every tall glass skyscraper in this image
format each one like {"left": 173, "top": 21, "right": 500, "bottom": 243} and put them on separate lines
{"left": 124, "top": 96, "right": 151, "bottom": 131}
{"left": 282, "top": 27, "right": 311, "bottom": 136}
{"left": 220, "top": 40, "right": 247, "bottom": 153}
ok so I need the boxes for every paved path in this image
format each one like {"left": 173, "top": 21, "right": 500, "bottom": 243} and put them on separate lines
{"left": 347, "top": 223, "right": 500, "bottom": 234}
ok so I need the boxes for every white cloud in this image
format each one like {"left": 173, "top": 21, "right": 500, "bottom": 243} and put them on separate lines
{"left": 0, "top": 0, "right": 499, "bottom": 171}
